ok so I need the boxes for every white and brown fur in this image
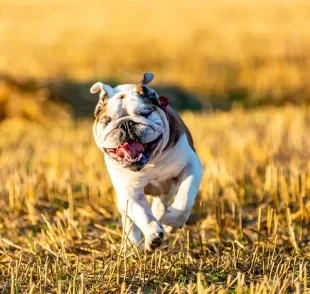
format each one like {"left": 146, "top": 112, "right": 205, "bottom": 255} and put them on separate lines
{"left": 91, "top": 73, "right": 203, "bottom": 250}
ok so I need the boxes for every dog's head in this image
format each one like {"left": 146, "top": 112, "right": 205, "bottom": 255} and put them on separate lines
{"left": 91, "top": 73, "right": 170, "bottom": 171}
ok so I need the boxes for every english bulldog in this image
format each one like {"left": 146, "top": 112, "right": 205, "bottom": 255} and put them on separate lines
{"left": 91, "top": 73, "right": 203, "bottom": 250}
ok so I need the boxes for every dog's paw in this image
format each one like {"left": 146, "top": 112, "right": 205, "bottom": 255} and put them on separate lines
{"left": 161, "top": 207, "right": 190, "bottom": 228}
{"left": 144, "top": 221, "right": 164, "bottom": 251}
{"left": 162, "top": 225, "right": 175, "bottom": 234}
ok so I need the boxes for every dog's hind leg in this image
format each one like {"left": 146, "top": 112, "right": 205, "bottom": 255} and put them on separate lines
{"left": 152, "top": 196, "right": 175, "bottom": 234}
{"left": 151, "top": 185, "right": 176, "bottom": 221}
{"left": 162, "top": 152, "right": 203, "bottom": 229}
{"left": 150, "top": 179, "right": 177, "bottom": 221}
{"left": 151, "top": 196, "right": 167, "bottom": 221}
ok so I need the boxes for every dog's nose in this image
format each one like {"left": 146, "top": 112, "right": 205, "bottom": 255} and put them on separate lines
{"left": 119, "top": 120, "right": 136, "bottom": 132}
{"left": 119, "top": 120, "right": 139, "bottom": 142}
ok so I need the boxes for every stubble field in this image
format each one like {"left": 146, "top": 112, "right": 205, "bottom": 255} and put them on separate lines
{"left": 0, "top": 106, "right": 310, "bottom": 293}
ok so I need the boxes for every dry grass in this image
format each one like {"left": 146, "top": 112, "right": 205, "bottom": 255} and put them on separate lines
{"left": 1, "top": 106, "right": 310, "bottom": 293}
{"left": 1, "top": 0, "right": 310, "bottom": 104}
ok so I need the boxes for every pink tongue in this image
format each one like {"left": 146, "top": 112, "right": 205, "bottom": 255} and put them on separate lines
{"left": 116, "top": 140, "right": 144, "bottom": 159}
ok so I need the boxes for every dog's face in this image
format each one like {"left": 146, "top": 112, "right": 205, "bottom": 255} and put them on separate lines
{"left": 91, "top": 73, "right": 169, "bottom": 171}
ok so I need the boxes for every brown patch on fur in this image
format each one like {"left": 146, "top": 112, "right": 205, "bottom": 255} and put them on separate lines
{"left": 120, "top": 94, "right": 126, "bottom": 99}
{"left": 136, "top": 84, "right": 151, "bottom": 97}
{"left": 144, "top": 178, "right": 177, "bottom": 197}
{"left": 94, "top": 98, "right": 107, "bottom": 118}
{"left": 99, "top": 115, "right": 112, "bottom": 127}
{"left": 135, "top": 83, "right": 144, "bottom": 96}
{"left": 164, "top": 107, "right": 195, "bottom": 152}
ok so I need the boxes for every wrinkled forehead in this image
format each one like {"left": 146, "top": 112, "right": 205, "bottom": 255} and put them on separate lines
{"left": 114, "top": 84, "right": 158, "bottom": 99}
{"left": 102, "top": 84, "right": 158, "bottom": 118}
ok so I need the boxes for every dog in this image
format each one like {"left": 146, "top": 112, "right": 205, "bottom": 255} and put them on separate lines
{"left": 91, "top": 73, "right": 203, "bottom": 250}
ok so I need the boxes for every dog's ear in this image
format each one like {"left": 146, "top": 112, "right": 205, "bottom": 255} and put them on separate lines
{"left": 141, "top": 72, "right": 154, "bottom": 85}
{"left": 90, "top": 82, "right": 114, "bottom": 117}
{"left": 90, "top": 82, "right": 114, "bottom": 97}
{"left": 136, "top": 72, "right": 154, "bottom": 95}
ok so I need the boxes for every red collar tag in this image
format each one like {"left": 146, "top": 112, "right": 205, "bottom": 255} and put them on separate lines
{"left": 159, "top": 96, "right": 169, "bottom": 119}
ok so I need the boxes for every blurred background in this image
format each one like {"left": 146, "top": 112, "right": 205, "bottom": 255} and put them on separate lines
{"left": 1, "top": 0, "right": 310, "bottom": 120}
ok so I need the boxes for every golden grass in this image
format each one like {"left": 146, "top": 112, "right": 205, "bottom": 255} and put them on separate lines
{"left": 1, "top": 0, "right": 310, "bottom": 103}
{"left": 1, "top": 106, "right": 310, "bottom": 293}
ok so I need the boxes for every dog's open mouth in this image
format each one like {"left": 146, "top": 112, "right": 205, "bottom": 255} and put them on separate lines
{"left": 104, "top": 135, "right": 162, "bottom": 164}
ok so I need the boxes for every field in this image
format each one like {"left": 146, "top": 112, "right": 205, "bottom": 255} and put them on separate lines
{"left": 0, "top": 106, "right": 310, "bottom": 293}
{"left": 1, "top": 0, "right": 310, "bottom": 292}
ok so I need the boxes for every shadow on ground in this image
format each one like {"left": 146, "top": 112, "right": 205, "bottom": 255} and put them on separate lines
{"left": 1, "top": 73, "right": 304, "bottom": 122}
{"left": 51, "top": 79, "right": 204, "bottom": 118}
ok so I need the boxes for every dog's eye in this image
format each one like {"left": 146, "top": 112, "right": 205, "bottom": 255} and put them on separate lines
{"left": 100, "top": 116, "right": 112, "bottom": 127}
{"left": 140, "top": 111, "right": 153, "bottom": 118}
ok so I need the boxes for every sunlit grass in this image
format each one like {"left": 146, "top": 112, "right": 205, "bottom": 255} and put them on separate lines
{"left": 1, "top": 106, "right": 310, "bottom": 292}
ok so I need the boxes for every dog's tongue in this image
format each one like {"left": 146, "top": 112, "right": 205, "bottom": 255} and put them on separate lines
{"left": 117, "top": 140, "right": 144, "bottom": 159}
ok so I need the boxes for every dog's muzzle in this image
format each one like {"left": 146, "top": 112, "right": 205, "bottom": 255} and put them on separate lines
{"left": 104, "top": 133, "right": 163, "bottom": 171}
{"left": 102, "top": 118, "right": 163, "bottom": 171}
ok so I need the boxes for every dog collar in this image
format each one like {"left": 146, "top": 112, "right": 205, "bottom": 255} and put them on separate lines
{"left": 158, "top": 96, "right": 169, "bottom": 120}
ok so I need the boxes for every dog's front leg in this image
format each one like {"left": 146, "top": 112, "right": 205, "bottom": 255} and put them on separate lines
{"left": 162, "top": 154, "right": 203, "bottom": 229}
{"left": 121, "top": 215, "right": 142, "bottom": 249}
{"left": 116, "top": 186, "right": 164, "bottom": 250}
